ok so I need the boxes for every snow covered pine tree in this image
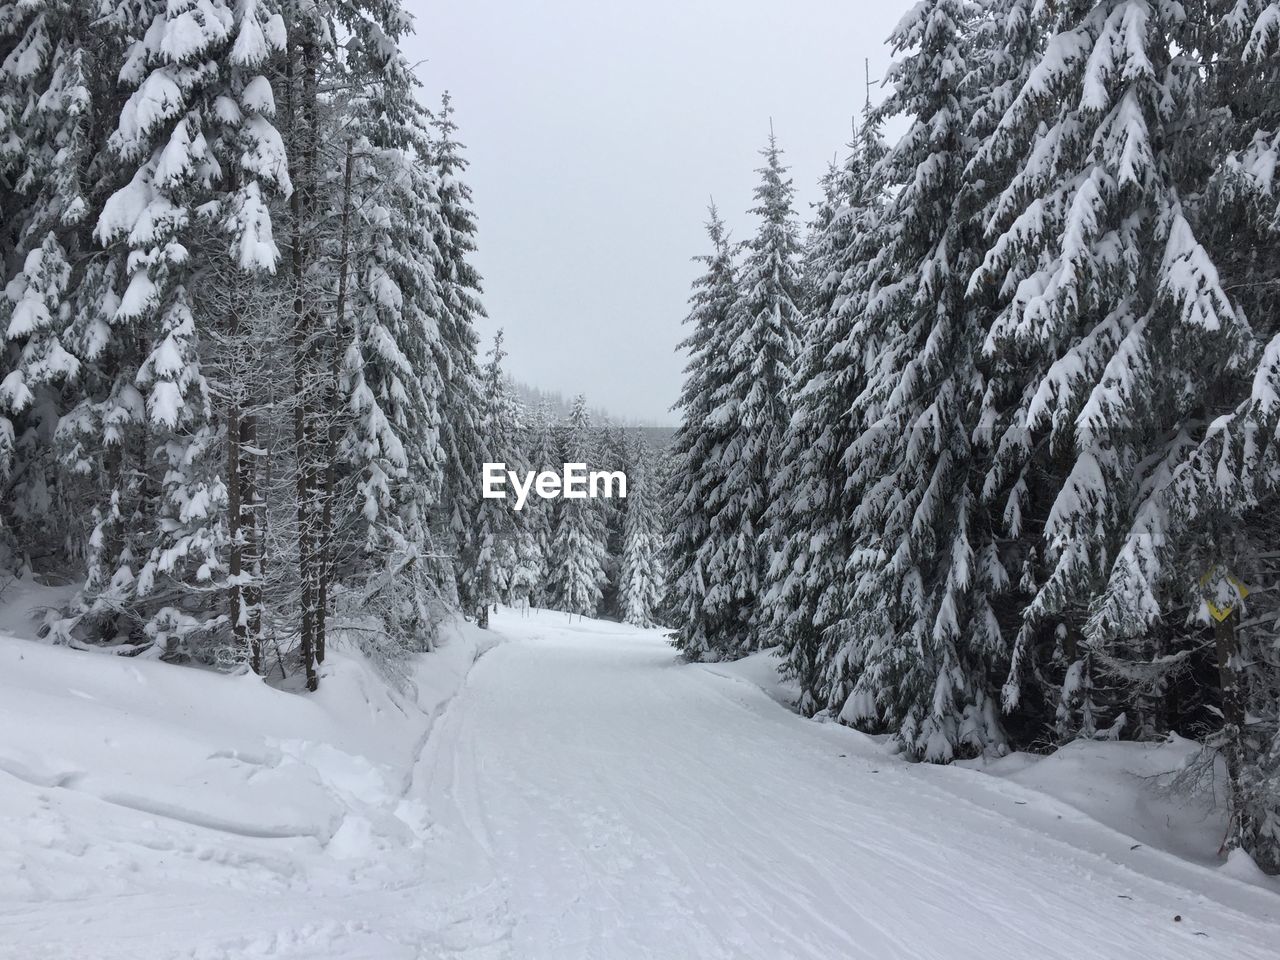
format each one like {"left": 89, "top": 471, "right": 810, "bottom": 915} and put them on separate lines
{"left": 669, "top": 132, "right": 803, "bottom": 661}
{"left": 547, "top": 395, "right": 608, "bottom": 618}
{"left": 0, "top": 0, "right": 485, "bottom": 688}
{"left": 619, "top": 436, "right": 665, "bottom": 627}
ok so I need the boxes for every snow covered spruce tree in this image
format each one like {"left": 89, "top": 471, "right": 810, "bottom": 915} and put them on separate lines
{"left": 547, "top": 395, "right": 607, "bottom": 618}
{"left": 519, "top": 398, "right": 557, "bottom": 606}
{"left": 1075, "top": 0, "right": 1280, "bottom": 869}
{"left": 429, "top": 91, "right": 486, "bottom": 577}
{"left": 726, "top": 133, "right": 806, "bottom": 639}
{"left": 75, "top": 0, "right": 293, "bottom": 662}
{"left": 667, "top": 206, "right": 741, "bottom": 658}
{"left": 336, "top": 96, "right": 453, "bottom": 659}
{"left": 669, "top": 136, "right": 803, "bottom": 660}
{"left": 0, "top": 0, "right": 482, "bottom": 689}
{"left": 945, "top": 0, "right": 1053, "bottom": 742}
{"left": 595, "top": 418, "right": 632, "bottom": 618}
{"left": 0, "top": 1, "right": 123, "bottom": 575}
{"left": 665, "top": 0, "right": 1280, "bottom": 868}
{"left": 460, "top": 332, "right": 534, "bottom": 626}
{"left": 206, "top": 1, "right": 456, "bottom": 685}
{"left": 459, "top": 332, "right": 505, "bottom": 628}
{"left": 1184, "top": 0, "right": 1280, "bottom": 869}
{"left": 809, "top": 0, "right": 1010, "bottom": 761}
{"left": 765, "top": 112, "right": 885, "bottom": 714}
{"left": 619, "top": 437, "right": 665, "bottom": 627}
{"left": 973, "top": 0, "right": 1249, "bottom": 743}
{"left": 650, "top": 437, "right": 681, "bottom": 623}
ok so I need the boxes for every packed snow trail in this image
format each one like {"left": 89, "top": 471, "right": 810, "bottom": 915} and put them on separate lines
{"left": 416, "top": 609, "right": 1280, "bottom": 960}
{"left": 3, "top": 605, "right": 1277, "bottom": 959}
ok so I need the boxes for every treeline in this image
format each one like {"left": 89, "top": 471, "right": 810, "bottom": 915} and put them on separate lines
{"left": 667, "top": 0, "right": 1280, "bottom": 871}
{"left": 0, "top": 3, "right": 487, "bottom": 687}
{"left": 464, "top": 338, "right": 669, "bottom": 631}
{"left": 0, "top": 2, "right": 670, "bottom": 679}
{"left": 507, "top": 379, "right": 623, "bottom": 428}
{"left": 0, "top": 7, "right": 553, "bottom": 686}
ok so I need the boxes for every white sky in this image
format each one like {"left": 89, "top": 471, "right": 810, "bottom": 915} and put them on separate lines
{"left": 405, "top": 0, "right": 916, "bottom": 423}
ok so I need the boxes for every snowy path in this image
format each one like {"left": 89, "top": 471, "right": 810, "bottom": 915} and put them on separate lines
{"left": 3, "top": 606, "right": 1278, "bottom": 958}
{"left": 416, "top": 609, "right": 1280, "bottom": 960}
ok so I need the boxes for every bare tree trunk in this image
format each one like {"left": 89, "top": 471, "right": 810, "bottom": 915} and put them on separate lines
{"left": 286, "top": 17, "right": 318, "bottom": 691}
{"left": 1215, "top": 611, "right": 1253, "bottom": 853}
{"left": 223, "top": 263, "right": 255, "bottom": 672}
{"left": 317, "top": 141, "right": 355, "bottom": 662}
{"left": 302, "top": 29, "right": 325, "bottom": 670}
{"left": 98, "top": 441, "right": 124, "bottom": 593}
{"left": 248, "top": 405, "right": 267, "bottom": 673}
{"left": 227, "top": 343, "right": 244, "bottom": 656}
{"left": 242, "top": 406, "right": 263, "bottom": 675}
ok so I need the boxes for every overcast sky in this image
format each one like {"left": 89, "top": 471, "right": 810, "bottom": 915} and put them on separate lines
{"left": 406, "top": 0, "right": 915, "bottom": 424}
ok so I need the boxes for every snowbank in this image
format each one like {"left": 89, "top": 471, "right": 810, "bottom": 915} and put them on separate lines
{"left": 705, "top": 645, "right": 1280, "bottom": 895}
{"left": 958, "top": 736, "right": 1241, "bottom": 870}
{"left": 698, "top": 644, "right": 803, "bottom": 708}
{"left": 0, "top": 579, "right": 500, "bottom": 959}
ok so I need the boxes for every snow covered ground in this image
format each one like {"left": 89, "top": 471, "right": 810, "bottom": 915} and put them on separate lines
{"left": 708, "top": 647, "right": 1280, "bottom": 886}
{"left": 0, "top": 580, "right": 501, "bottom": 959}
{"left": 3, "top": 600, "right": 1279, "bottom": 958}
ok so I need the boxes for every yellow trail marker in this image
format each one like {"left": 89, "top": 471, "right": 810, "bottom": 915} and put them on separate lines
{"left": 1200, "top": 568, "right": 1249, "bottom": 623}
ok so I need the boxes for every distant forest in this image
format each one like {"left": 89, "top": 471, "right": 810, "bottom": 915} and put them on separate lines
{"left": 508, "top": 380, "right": 676, "bottom": 434}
